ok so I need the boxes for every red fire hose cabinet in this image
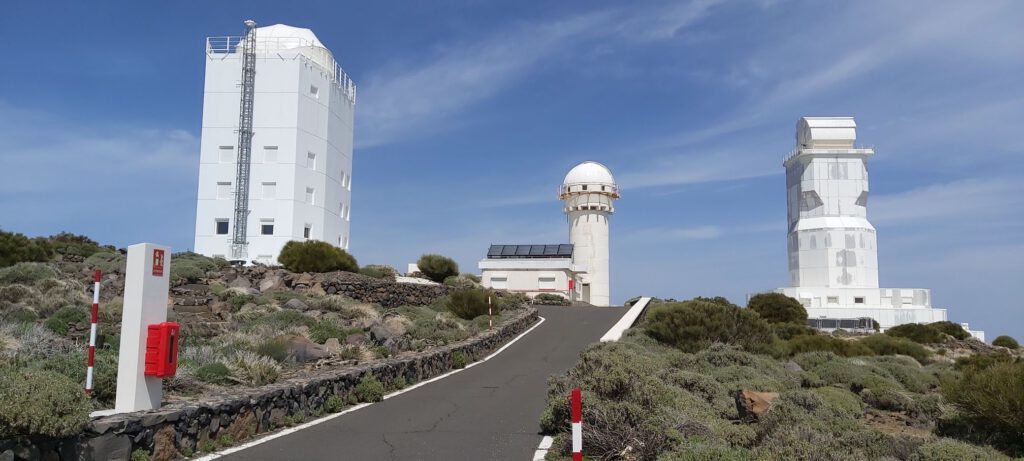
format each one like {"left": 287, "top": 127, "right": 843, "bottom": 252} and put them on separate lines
{"left": 144, "top": 322, "right": 180, "bottom": 378}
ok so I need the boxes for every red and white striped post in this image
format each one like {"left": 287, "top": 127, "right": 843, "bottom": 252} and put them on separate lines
{"left": 571, "top": 387, "right": 582, "bottom": 461}
{"left": 487, "top": 296, "right": 493, "bottom": 330}
{"left": 85, "top": 269, "right": 101, "bottom": 396}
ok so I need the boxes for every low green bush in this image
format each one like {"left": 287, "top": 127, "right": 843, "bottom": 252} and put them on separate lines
{"left": 929, "top": 321, "right": 970, "bottom": 340}
{"left": 495, "top": 292, "right": 529, "bottom": 311}
{"left": 644, "top": 299, "right": 772, "bottom": 353}
{"left": 532, "top": 293, "right": 570, "bottom": 306}
{"left": 0, "top": 262, "right": 57, "bottom": 286}
{"left": 254, "top": 338, "right": 289, "bottom": 363}
{"left": 358, "top": 265, "right": 395, "bottom": 279}
{"left": 278, "top": 240, "right": 358, "bottom": 273}
{"left": 44, "top": 305, "right": 88, "bottom": 335}
{"left": 354, "top": 375, "right": 384, "bottom": 402}
{"left": 859, "top": 334, "right": 932, "bottom": 363}
{"left": 324, "top": 394, "right": 345, "bottom": 413}
{"left": 992, "top": 335, "right": 1019, "bottom": 349}
{"left": 782, "top": 334, "right": 873, "bottom": 357}
{"left": 886, "top": 323, "right": 945, "bottom": 344}
{"left": 954, "top": 350, "right": 1016, "bottom": 372}
{"left": 83, "top": 251, "right": 125, "bottom": 275}
{"left": 447, "top": 288, "right": 493, "bottom": 320}
{"left": 227, "top": 351, "right": 281, "bottom": 386}
{"left": 307, "top": 320, "right": 359, "bottom": 344}
{"left": 452, "top": 351, "right": 467, "bottom": 369}
{"left": 746, "top": 292, "right": 807, "bottom": 324}
{"left": 771, "top": 322, "right": 817, "bottom": 340}
{"left": 942, "top": 361, "right": 1024, "bottom": 453}
{"left": 194, "top": 362, "right": 231, "bottom": 384}
{"left": 416, "top": 254, "right": 459, "bottom": 283}
{"left": 47, "top": 232, "right": 109, "bottom": 259}
{"left": 0, "top": 368, "right": 92, "bottom": 438}
{"left": 30, "top": 349, "right": 118, "bottom": 404}
{"left": 911, "top": 438, "right": 1011, "bottom": 461}
{"left": 442, "top": 275, "right": 479, "bottom": 289}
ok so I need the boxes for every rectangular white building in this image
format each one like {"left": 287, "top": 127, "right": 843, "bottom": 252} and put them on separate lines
{"left": 479, "top": 245, "right": 582, "bottom": 301}
{"left": 194, "top": 24, "right": 356, "bottom": 264}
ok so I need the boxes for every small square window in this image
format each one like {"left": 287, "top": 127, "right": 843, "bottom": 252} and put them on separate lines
{"left": 310, "top": 85, "right": 319, "bottom": 98}
{"left": 217, "top": 182, "right": 232, "bottom": 199}
{"left": 260, "top": 219, "right": 274, "bottom": 235}
{"left": 582, "top": 185, "right": 588, "bottom": 191}
{"left": 303, "top": 225, "right": 311, "bottom": 239}
{"left": 263, "top": 146, "right": 278, "bottom": 163}
{"left": 827, "top": 296, "right": 839, "bottom": 304}
{"left": 219, "top": 146, "right": 234, "bottom": 163}
{"left": 306, "top": 152, "right": 316, "bottom": 170}
{"left": 215, "top": 219, "right": 229, "bottom": 235}
{"left": 854, "top": 297, "right": 865, "bottom": 304}
{"left": 305, "top": 187, "right": 315, "bottom": 205}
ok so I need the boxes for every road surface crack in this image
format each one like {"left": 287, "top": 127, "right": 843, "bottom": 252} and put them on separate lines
{"left": 382, "top": 433, "right": 397, "bottom": 461}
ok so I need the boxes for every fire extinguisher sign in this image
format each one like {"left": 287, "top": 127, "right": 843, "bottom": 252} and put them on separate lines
{"left": 152, "top": 249, "right": 165, "bottom": 277}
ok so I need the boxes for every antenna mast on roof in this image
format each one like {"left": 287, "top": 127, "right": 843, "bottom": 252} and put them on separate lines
{"left": 230, "top": 19, "right": 257, "bottom": 264}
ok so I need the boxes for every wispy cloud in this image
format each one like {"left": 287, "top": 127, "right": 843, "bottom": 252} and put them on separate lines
{"left": 871, "top": 178, "right": 1024, "bottom": 225}
{"left": 355, "top": 1, "right": 723, "bottom": 147}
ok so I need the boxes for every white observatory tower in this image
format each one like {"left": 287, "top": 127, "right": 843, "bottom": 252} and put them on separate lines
{"left": 560, "top": 162, "right": 619, "bottom": 306}
{"left": 194, "top": 22, "right": 357, "bottom": 264}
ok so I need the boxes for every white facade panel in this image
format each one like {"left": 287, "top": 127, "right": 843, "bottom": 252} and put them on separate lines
{"left": 194, "top": 25, "right": 355, "bottom": 264}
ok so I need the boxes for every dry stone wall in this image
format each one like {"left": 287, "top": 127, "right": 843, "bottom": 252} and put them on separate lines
{"left": 0, "top": 308, "right": 537, "bottom": 461}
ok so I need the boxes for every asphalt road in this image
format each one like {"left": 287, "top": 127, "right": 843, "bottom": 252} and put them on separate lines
{"left": 220, "top": 305, "right": 624, "bottom": 461}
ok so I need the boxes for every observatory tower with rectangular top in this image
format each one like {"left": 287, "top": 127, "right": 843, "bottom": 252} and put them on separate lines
{"left": 193, "top": 23, "right": 356, "bottom": 264}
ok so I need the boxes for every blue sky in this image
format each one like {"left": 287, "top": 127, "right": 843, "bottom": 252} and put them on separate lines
{"left": 1, "top": 1, "right": 1022, "bottom": 339}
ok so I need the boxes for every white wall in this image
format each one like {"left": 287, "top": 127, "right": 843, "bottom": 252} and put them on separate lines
{"left": 194, "top": 45, "right": 355, "bottom": 264}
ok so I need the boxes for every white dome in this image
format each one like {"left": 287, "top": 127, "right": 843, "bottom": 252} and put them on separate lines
{"left": 254, "top": 24, "right": 324, "bottom": 49}
{"left": 563, "top": 161, "right": 615, "bottom": 185}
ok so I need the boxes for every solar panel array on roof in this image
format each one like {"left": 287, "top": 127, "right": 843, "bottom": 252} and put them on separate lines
{"left": 487, "top": 244, "right": 573, "bottom": 259}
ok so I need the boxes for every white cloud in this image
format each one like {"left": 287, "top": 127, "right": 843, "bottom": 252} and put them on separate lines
{"left": 355, "top": 1, "right": 723, "bottom": 147}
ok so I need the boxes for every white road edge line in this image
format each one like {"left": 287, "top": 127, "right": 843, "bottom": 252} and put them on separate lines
{"left": 532, "top": 435, "right": 554, "bottom": 461}
{"left": 532, "top": 301, "right": 652, "bottom": 459}
{"left": 194, "top": 315, "right": 547, "bottom": 461}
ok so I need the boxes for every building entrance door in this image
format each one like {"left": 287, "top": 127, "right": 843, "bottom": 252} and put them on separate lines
{"left": 582, "top": 284, "right": 590, "bottom": 304}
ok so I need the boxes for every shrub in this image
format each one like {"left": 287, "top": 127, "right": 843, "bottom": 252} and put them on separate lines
{"left": 307, "top": 320, "right": 359, "bottom": 344}
{"left": 885, "top": 323, "right": 945, "bottom": 344}
{"left": 0, "top": 262, "right": 57, "bottom": 285}
{"left": 358, "top": 265, "right": 394, "bottom": 279}
{"left": 643, "top": 299, "right": 772, "bottom": 353}
{"left": 532, "top": 293, "right": 570, "bottom": 306}
{"left": 495, "top": 292, "right": 529, "bottom": 311}
{"left": 447, "top": 288, "right": 493, "bottom": 320}
{"left": 442, "top": 275, "right": 479, "bottom": 289}
{"left": 859, "top": 334, "right": 931, "bottom": 364}
{"left": 942, "top": 361, "right": 1024, "bottom": 450}
{"left": 461, "top": 273, "right": 481, "bottom": 283}
{"left": 194, "top": 362, "right": 231, "bottom": 384}
{"left": 227, "top": 351, "right": 281, "bottom": 386}
{"left": 43, "top": 306, "right": 87, "bottom": 336}
{"left": 911, "top": 438, "right": 1011, "bottom": 461}
{"left": 354, "top": 375, "right": 384, "bottom": 402}
{"left": 992, "top": 335, "right": 1019, "bottom": 349}
{"left": 782, "top": 334, "right": 873, "bottom": 357}
{"left": 324, "top": 394, "right": 345, "bottom": 413}
{"left": 0, "top": 230, "right": 53, "bottom": 267}
{"left": 954, "top": 350, "right": 1015, "bottom": 372}
{"left": 278, "top": 240, "right": 358, "bottom": 273}
{"left": 746, "top": 293, "right": 807, "bottom": 324}
{"left": 130, "top": 448, "right": 150, "bottom": 461}
{"left": 452, "top": 351, "right": 467, "bottom": 369}
{"left": 83, "top": 251, "right": 125, "bottom": 275}
{"left": 929, "top": 321, "right": 970, "bottom": 340}
{"left": 771, "top": 322, "right": 817, "bottom": 340}
{"left": 254, "top": 338, "right": 289, "bottom": 362}
{"left": 47, "top": 232, "right": 108, "bottom": 258}
{"left": 416, "top": 254, "right": 459, "bottom": 283}
{"left": 0, "top": 368, "right": 92, "bottom": 438}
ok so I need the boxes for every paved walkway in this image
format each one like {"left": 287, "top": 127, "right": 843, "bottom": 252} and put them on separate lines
{"left": 219, "top": 305, "right": 624, "bottom": 461}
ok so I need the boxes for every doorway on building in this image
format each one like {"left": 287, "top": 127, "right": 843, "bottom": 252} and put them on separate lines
{"left": 582, "top": 284, "right": 591, "bottom": 304}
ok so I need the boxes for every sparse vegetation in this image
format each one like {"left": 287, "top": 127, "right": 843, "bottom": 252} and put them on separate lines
{"left": 532, "top": 293, "right": 570, "bottom": 306}
{"left": 540, "top": 296, "right": 1021, "bottom": 460}
{"left": 416, "top": 254, "right": 459, "bottom": 283}
{"left": 278, "top": 240, "right": 358, "bottom": 273}
{"left": 452, "top": 351, "right": 467, "bottom": 369}
{"left": 0, "top": 230, "right": 53, "bottom": 267}
{"left": 354, "top": 375, "right": 385, "bottom": 402}
{"left": 447, "top": 288, "right": 494, "bottom": 320}
{"left": 0, "top": 368, "right": 92, "bottom": 438}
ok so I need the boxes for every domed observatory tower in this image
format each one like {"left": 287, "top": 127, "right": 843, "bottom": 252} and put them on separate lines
{"left": 560, "top": 162, "right": 619, "bottom": 306}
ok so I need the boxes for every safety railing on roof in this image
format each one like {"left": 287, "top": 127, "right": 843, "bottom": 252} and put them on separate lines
{"left": 558, "top": 182, "right": 620, "bottom": 199}
{"left": 206, "top": 36, "right": 356, "bottom": 104}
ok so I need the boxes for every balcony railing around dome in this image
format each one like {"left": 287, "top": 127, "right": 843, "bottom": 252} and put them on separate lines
{"left": 558, "top": 183, "right": 620, "bottom": 199}
{"left": 206, "top": 36, "right": 357, "bottom": 104}
{"left": 782, "top": 145, "right": 875, "bottom": 165}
